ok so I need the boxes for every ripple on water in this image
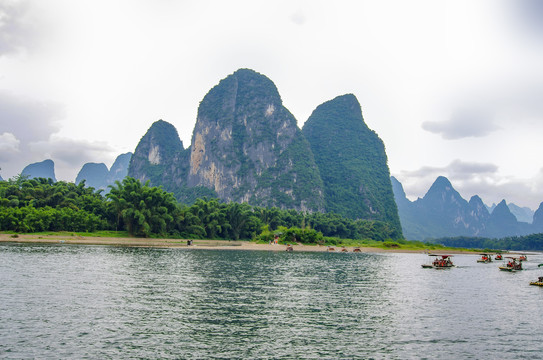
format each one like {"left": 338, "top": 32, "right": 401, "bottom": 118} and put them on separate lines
{"left": 1, "top": 245, "right": 543, "bottom": 359}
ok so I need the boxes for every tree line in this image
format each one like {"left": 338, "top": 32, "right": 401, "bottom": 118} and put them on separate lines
{"left": 430, "top": 234, "right": 543, "bottom": 251}
{"left": 0, "top": 176, "right": 402, "bottom": 243}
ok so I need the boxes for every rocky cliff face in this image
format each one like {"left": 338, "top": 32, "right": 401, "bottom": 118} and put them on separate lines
{"left": 302, "top": 94, "right": 400, "bottom": 231}
{"left": 22, "top": 159, "right": 56, "bottom": 182}
{"left": 128, "top": 120, "right": 190, "bottom": 192}
{"left": 187, "top": 69, "right": 324, "bottom": 211}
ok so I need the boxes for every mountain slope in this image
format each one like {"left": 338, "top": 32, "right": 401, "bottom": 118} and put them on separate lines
{"left": 302, "top": 94, "right": 400, "bottom": 231}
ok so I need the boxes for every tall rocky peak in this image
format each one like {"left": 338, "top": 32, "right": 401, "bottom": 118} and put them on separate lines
{"left": 302, "top": 94, "right": 400, "bottom": 231}
{"left": 486, "top": 199, "right": 521, "bottom": 236}
{"left": 468, "top": 195, "right": 490, "bottom": 219}
{"left": 490, "top": 200, "right": 517, "bottom": 222}
{"left": 421, "top": 176, "right": 468, "bottom": 211}
{"left": 187, "top": 68, "right": 324, "bottom": 211}
{"left": 129, "top": 120, "right": 190, "bottom": 190}
{"left": 132, "top": 120, "right": 183, "bottom": 168}
{"left": 22, "top": 159, "right": 56, "bottom": 182}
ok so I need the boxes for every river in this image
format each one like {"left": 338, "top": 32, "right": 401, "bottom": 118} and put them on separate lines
{"left": 1, "top": 244, "right": 542, "bottom": 359}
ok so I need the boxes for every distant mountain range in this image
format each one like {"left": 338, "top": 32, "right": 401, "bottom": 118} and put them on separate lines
{"left": 392, "top": 176, "right": 543, "bottom": 240}
{"left": 10, "top": 154, "right": 132, "bottom": 191}
{"left": 75, "top": 152, "right": 132, "bottom": 191}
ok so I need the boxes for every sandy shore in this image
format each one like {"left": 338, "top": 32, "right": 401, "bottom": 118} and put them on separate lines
{"left": 0, "top": 233, "right": 480, "bottom": 254}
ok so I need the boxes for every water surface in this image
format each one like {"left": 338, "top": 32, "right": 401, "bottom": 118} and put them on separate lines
{"left": 1, "top": 244, "right": 542, "bottom": 359}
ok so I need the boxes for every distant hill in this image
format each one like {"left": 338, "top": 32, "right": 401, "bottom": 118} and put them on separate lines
{"left": 76, "top": 152, "right": 132, "bottom": 191}
{"left": 21, "top": 159, "right": 56, "bottom": 182}
{"left": 76, "top": 163, "right": 109, "bottom": 189}
{"left": 392, "top": 175, "right": 542, "bottom": 240}
{"left": 503, "top": 203, "right": 533, "bottom": 224}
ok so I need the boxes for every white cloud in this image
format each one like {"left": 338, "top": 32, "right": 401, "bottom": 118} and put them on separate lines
{"left": 0, "top": 0, "right": 32, "bottom": 56}
{"left": 0, "top": 92, "right": 62, "bottom": 142}
{"left": 422, "top": 109, "right": 500, "bottom": 140}
{"left": 0, "top": 132, "right": 20, "bottom": 156}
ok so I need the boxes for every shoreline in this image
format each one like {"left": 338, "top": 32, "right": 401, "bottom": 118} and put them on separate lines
{"left": 0, "top": 233, "right": 478, "bottom": 254}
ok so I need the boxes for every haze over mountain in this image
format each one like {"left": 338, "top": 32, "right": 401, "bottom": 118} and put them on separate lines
{"left": 392, "top": 176, "right": 543, "bottom": 240}
{"left": 488, "top": 202, "right": 534, "bottom": 224}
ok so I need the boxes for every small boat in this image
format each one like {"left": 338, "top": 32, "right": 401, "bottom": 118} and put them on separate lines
{"left": 519, "top": 254, "right": 527, "bottom": 262}
{"left": 422, "top": 254, "right": 454, "bottom": 269}
{"left": 327, "top": 246, "right": 335, "bottom": 252}
{"left": 341, "top": 247, "right": 348, "bottom": 252}
{"left": 353, "top": 248, "right": 361, "bottom": 252}
{"left": 477, "top": 253, "right": 492, "bottom": 263}
{"left": 495, "top": 253, "right": 503, "bottom": 261}
{"left": 499, "top": 257, "right": 522, "bottom": 272}
{"left": 286, "top": 244, "right": 293, "bottom": 252}
{"left": 529, "top": 264, "right": 543, "bottom": 286}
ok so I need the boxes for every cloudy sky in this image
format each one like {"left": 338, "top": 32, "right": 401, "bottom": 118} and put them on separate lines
{"left": 1, "top": 0, "right": 543, "bottom": 209}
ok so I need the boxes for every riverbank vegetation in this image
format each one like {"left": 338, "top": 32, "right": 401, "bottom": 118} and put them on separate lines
{"left": 0, "top": 176, "right": 402, "bottom": 245}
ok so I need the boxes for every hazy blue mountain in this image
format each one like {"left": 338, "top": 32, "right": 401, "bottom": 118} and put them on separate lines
{"left": 76, "top": 152, "right": 133, "bottom": 191}
{"left": 21, "top": 159, "right": 56, "bottom": 182}
{"left": 486, "top": 200, "right": 521, "bottom": 237}
{"left": 302, "top": 94, "right": 400, "bottom": 232}
{"left": 76, "top": 163, "right": 109, "bottom": 189}
{"left": 392, "top": 175, "right": 540, "bottom": 240}
{"left": 532, "top": 203, "right": 543, "bottom": 233}
{"left": 109, "top": 152, "right": 132, "bottom": 181}
{"left": 508, "top": 203, "right": 534, "bottom": 224}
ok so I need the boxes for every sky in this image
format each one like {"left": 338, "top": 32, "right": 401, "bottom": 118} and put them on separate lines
{"left": 1, "top": 0, "right": 543, "bottom": 209}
